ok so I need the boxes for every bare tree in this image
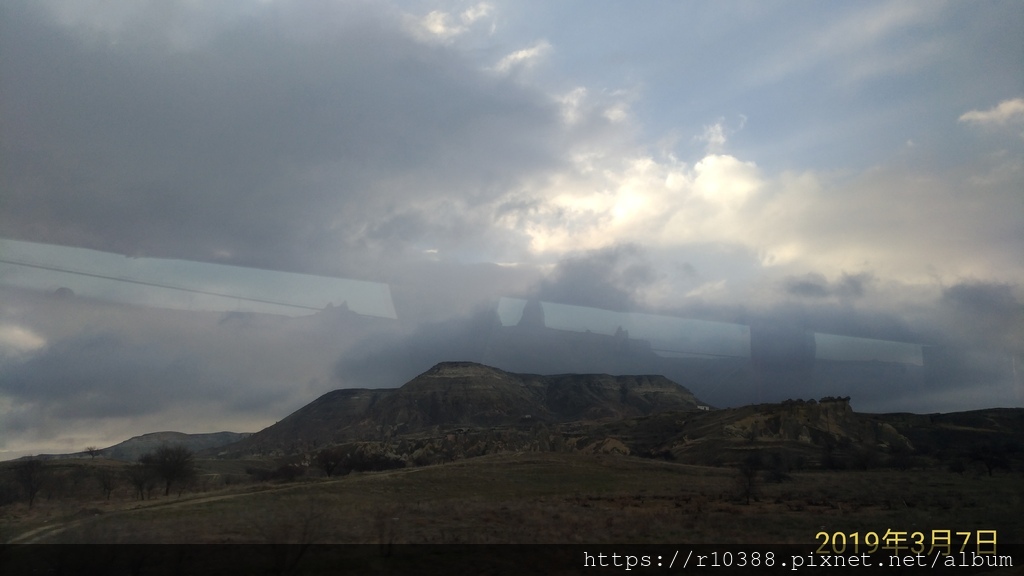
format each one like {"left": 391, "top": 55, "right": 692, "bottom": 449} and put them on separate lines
{"left": 95, "top": 467, "right": 118, "bottom": 500}
{"left": 85, "top": 446, "right": 102, "bottom": 459}
{"left": 314, "top": 447, "right": 348, "bottom": 478}
{"left": 124, "top": 463, "right": 155, "bottom": 501}
{"left": 736, "top": 452, "right": 763, "bottom": 505}
{"left": 141, "top": 445, "right": 197, "bottom": 496}
{"left": 15, "top": 459, "right": 48, "bottom": 508}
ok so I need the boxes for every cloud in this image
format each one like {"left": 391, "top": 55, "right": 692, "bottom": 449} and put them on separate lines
{"left": 554, "top": 86, "right": 634, "bottom": 129}
{"left": 494, "top": 40, "right": 551, "bottom": 73}
{"left": 412, "top": 3, "right": 492, "bottom": 42}
{"left": 782, "top": 272, "right": 872, "bottom": 300}
{"left": 488, "top": 133, "right": 1022, "bottom": 294}
{"left": 32, "top": 0, "right": 257, "bottom": 52}
{"left": 690, "top": 154, "right": 761, "bottom": 209}
{"left": 531, "top": 245, "right": 654, "bottom": 311}
{"left": 938, "top": 281, "right": 1024, "bottom": 352}
{"left": 558, "top": 87, "right": 588, "bottom": 124}
{"left": 334, "top": 304, "right": 502, "bottom": 389}
{"left": 502, "top": 151, "right": 765, "bottom": 259}
{"left": 784, "top": 274, "right": 830, "bottom": 299}
{"left": 1, "top": 0, "right": 1021, "bottom": 459}
{"left": 697, "top": 122, "right": 728, "bottom": 151}
{"left": 0, "top": 1, "right": 563, "bottom": 276}
{"left": 0, "top": 332, "right": 202, "bottom": 424}
{"left": 0, "top": 324, "right": 46, "bottom": 360}
{"left": 418, "top": 11, "right": 464, "bottom": 40}
{"left": 0, "top": 285, "right": 402, "bottom": 449}
{"left": 943, "top": 281, "right": 1019, "bottom": 316}
{"left": 460, "top": 3, "right": 493, "bottom": 25}
{"left": 694, "top": 115, "right": 748, "bottom": 154}
{"left": 959, "top": 98, "right": 1024, "bottom": 132}
{"left": 10, "top": 1, "right": 1014, "bottom": 292}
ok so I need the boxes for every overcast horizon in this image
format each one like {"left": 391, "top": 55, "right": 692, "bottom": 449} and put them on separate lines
{"left": 1, "top": 0, "right": 1022, "bottom": 460}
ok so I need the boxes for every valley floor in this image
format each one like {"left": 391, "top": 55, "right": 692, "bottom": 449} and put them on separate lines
{"left": 3, "top": 452, "right": 1021, "bottom": 547}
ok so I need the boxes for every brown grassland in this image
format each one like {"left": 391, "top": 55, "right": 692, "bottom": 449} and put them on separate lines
{"left": 3, "top": 452, "right": 1021, "bottom": 547}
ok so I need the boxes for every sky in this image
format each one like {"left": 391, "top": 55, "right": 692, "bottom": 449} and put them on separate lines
{"left": 1, "top": 0, "right": 1022, "bottom": 459}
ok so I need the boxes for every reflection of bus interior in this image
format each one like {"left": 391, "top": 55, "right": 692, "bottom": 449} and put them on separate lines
{"left": 487, "top": 298, "right": 931, "bottom": 408}
{"left": 0, "top": 238, "right": 964, "bottom": 409}
{"left": 0, "top": 239, "right": 397, "bottom": 319}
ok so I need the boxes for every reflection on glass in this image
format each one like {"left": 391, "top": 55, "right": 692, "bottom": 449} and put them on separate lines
{"left": 814, "top": 333, "right": 923, "bottom": 366}
{"left": 497, "top": 297, "right": 924, "bottom": 365}
{"left": 0, "top": 239, "right": 397, "bottom": 319}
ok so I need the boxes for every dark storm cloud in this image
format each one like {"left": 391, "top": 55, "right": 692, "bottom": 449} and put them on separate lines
{"left": 784, "top": 275, "right": 829, "bottom": 298}
{"left": 530, "top": 244, "right": 654, "bottom": 311}
{"left": 0, "top": 331, "right": 204, "bottom": 427}
{"left": 782, "top": 272, "right": 871, "bottom": 300}
{"left": 835, "top": 273, "right": 869, "bottom": 299}
{"left": 0, "top": 0, "right": 562, "bottom": 275}
{"left": 937, "top": 281, "right": 1023, "bottom": 352}
{"left": 942, "top": 281, "right": 1019, "bottom": 317}
{"left": 335, "top": 304, "right": 501, "bottom": 389}
{"left": 0, "top": 286, "right": 402, "bottom": 447}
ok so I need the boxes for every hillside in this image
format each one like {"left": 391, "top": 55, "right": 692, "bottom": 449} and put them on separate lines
{"left": 100, "top": 431, "right": 252, "bottom": 461}
{"left": 25, "top": 431, "right": 251, "bottom": 462}
{"left": 212, "top": 362, "right": 1024, "bottom": 477}
{"left": 219, "top": 361, "right": 704, "bottom": 457}
{"left": 581, "top": 398, "right": 1024, "bottom": 474}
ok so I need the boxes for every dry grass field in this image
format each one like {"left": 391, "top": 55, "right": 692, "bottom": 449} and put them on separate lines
{"left": 3, "top": 452, "right": 1021, "bottom": 547}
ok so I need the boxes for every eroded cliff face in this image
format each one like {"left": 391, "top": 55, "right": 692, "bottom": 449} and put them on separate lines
{"left": 219, "top": 366, "right": 1023, "bottom": 473}
{"left": 729, "top": 398, "right": 913, "bottom": 450}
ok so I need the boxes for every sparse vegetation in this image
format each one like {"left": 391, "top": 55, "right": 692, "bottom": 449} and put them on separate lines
{"left": 15, "top": 459, "right": 47, "bottom": 509}
{"left": 735, "top": 452, "right": 763, "bottom": 505}
{"left": 3, "top": 452, "right": 1021, "bottom": 547}
{"left": 314, "top": 447, "right": 348, "bottom": 477}
{"left": 2, "top": 388, "right": 1021, "bottom": 552}
{"left": 95, "top": 466, "right": 118, "bottom": 500}
{"left": 124, "top": 462, "right": 157, "bottom": 500}
{"left": 764, "top": 450, "right": 793, "bottom": 482}
{"left": 140, "top": 445, "right": 197, "bottom": 496}
{"left": 970, "top": 441, "right": 1013, "bottom": 476}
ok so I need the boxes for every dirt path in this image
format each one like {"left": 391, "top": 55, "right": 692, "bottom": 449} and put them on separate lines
{"left": 5, "top": 466, "right": 431, "bottom": 544}
{"left": 5, "top": 481, "right": 337, "bottom": 544}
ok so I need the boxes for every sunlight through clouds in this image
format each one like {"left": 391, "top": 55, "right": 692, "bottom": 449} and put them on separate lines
{"left": 500, "top": 137, "right": 1022, "bottom": 289}
{"left": 508, "top": 151, "right": 765, "bottom": 258}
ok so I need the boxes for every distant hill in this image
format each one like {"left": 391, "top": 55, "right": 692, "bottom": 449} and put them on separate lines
{"left": 23, "top": 431, "right": 251, "bottom": 462}
{"left": 584, "top": 398, "right": 1024, "bottom": 472}
{"left": 205, "top": 361, "right": 1023, "bottom": 477}
{"left": 218, "top": 361, "right": 705, "bottom": 457}
{"left": 96, "top": 431, "right": 251, "bottom": 461}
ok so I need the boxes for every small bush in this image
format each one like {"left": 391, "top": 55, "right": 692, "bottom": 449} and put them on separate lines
{"left": 850, "top": 447, "right": 881, "bottom": 470}
{"left": 764, "top": 451, "right": 792, "bottom": 482}
{"left": 0, "top": 478, "right": 19, "bottom": 506}
{"left": 735, "top": 452, "right": 763, "bottom": 505}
